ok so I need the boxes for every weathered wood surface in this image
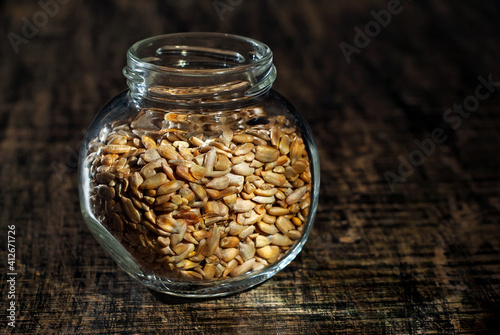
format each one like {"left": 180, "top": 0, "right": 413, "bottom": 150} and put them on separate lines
{"left": 1, "top": 0, "right": 500, "bottom": 333}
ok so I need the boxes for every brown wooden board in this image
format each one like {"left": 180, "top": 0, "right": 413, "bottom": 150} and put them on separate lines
{"left": 1, "top": 0, "right": 500, "bottom": 333}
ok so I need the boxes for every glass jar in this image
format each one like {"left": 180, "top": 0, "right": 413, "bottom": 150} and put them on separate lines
{"left": 78, "top": 32, "right": 320, "bottom": 297}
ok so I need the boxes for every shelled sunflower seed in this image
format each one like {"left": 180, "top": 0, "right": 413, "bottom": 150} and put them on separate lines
{"left": 87, "top": 106, "right": 312, "bottom": 280}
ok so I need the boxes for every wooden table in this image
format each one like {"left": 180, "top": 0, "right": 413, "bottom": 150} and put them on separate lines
{"left": 1, "top": 1, "right": 500, "bottom": 333}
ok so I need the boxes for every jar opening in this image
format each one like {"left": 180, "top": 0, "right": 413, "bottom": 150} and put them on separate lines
{"left": 124, "top": 33, "right": 277, "bottom": 105}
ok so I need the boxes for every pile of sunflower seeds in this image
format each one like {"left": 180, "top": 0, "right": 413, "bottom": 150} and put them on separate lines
{"left": 86, "top": 106, "right": 312, "bottom": 280}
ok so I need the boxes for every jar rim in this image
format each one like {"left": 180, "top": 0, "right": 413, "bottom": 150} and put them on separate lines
{"left": 127, "top": 32, "right": 274, "bottom": 77}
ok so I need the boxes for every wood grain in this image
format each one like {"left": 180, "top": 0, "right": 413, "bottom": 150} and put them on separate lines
{"left": 1, "top": 0, "right": 500, "bottom": 333}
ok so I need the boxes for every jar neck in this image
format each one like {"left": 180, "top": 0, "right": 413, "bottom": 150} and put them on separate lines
{"left": 123, "top": 33, "right": 277, "bottom": 106}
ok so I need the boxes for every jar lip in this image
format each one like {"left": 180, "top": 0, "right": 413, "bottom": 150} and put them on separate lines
{"left": 127, "top": 32, "right": 274, "bottom": 76}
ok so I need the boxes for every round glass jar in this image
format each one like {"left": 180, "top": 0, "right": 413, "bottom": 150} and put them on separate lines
{"left": 78, "top": 32, "right": 320, "bottom": 297}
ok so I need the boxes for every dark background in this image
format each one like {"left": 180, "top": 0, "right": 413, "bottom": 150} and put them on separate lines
{"left": 1, "top": 0, "right": 500, "bottom": 334}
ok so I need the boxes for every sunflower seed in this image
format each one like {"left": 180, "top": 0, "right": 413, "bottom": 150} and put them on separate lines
{"left": 170, "top": 221, "right": 187, "bottom": 246}
{"left": 96, "top": 171, "right": 115, "bottom": 184}
{"left": 204, "top": 147, "right": 217, "bottom": 176}
{"left": 255, "top": 235, "right": 272, "bottom": 248}
{"left": 270, "top": 233, "right": 293, "bottom": 246}
{"left": 270, "top": 126, "right": 281, "bottom": 147}
{"left": 252, "top": 195, "right": 276, "bottom": 204}
{"left": 227, "top": 173, "right": 244, "bottom": 187}
{"left": 190, "top": 164, "right": 207, "bottom": 179}
{"left": 140, "top": 173, "right": 167, "bottom": 190}
{"left": 157, "top": 236, "right": 170, "bottom": 247}
{"left": 155, "top": 202, "right": 178, "bottom": 212}
{"left": 157, "top": 180, "right": 183, "bottom": 196}
{"left": 102, "top": 154, "right": 119, "bottom": 166}
{"left": 261, "top": 170, "right": 287, "bottom": 187}
{"left": 158, "top": 143, "right": 182, "bottom": 160}
{"left": 285, "top": 186, "right": 308, "bottom": 205}
{"left": 206, "top": 176, "right": 230, "bottom": 190}
{"left": 256, "top": 245, "right": 280, "bottom": 263}
{"left": 292, "top": 178, "right": 305, "bottom": 188}
{"left": 230, "top": 258, "right": 255, "bottom": 277}
{"left": 234, "top": 142, "right": 255, "bottom": 156}
{"left": 102, "top": 144, "right": 132, "bottom": 154}
{"left": 222, "top": 248, "right": 239, "bottom": 262}
{"left": 273, "top": 166, "right": 285, "bottom": 174}
{"left": 202, "top": 226, "right": 220, "bottom": 257}
{"left": 213, "top": 186, "right": 238, "bottom": 199}
{"left": 142, "top": 149, "right": 161, "bottom": 163}
{"left": 275, "top": 216, "right": 295, "bottom": 234}
{"left": 220, "top": 236, "right": 240, "bottom": 248}
{"left": 189, "top": 182, "right": 207, "bottom": 201}
{"left": 204, "top": 201, "right": 229, "bottom": 217}
{"left": 232, "top": 162, "right": 255, "bottom": 176}
{"left": 301, "top": 170, "right": 311, "bottom": 183}
{"left": 176, "top": 165, "right": 196, "bottom": 182}
{"left": 96, "top": 185, "right": 114, "bottom": 200}
{"left": 189, "top": 136, "right": 205, "bottom": 147}
{"left": 300, "top": 197, "right": 310, "bottom": 210}
{"left": 144, "top": 209, "right": 156, "bottom": 224}
{"left": 121, "top": 196, "right": 141, "bottom": 223}
{"left": 291, "top": 217, "right": 302, "bottom": 226}
{"left": 237, "top": 210, "right": 262, "bottom": 225}
{"left": 244, "top": 152, "right": 255, "bottom": 162}
{"left": 278, "top": 135, "right": 291, "bottom": 155}
{"left": 203, "top": 263, "right": 216, "bottom": 280}
{"left": 140, "top": 135, "right": 156, "bottom": 150}
{"left": 223, "top": 194, "right": 237, "bottom": 208}
{"left": 239, "top": 239, "right": 256, "bottom": 261}
{"left": 241, "top": 192, "right": 255, "bottom": 200}
{"left": 156, "top": 215, "right": 179, "bottom": 233}
{"left": 254, "top": 187, "right": 278, "bottom": 197}
{"left": 249, "top": 160, "right": 264, "bottom": 168}
{"left": 252, "top": 260, "right": 266, "bottom": 271}
{"left": 284, "top": 166, "right": 298, "bottom": 180}
{"left": 232, "top": 133, "right": 254, "bottom": 143}
{"left": 252, "top": 136, "right": 267, "bottom": 146}
{"left": 231, "top": 155, "right": 246, "bottom": 165}
{"left": 233, "top": 198, "right": 255, "bottom": 212}
{"left": 176, "top": 259, "right": 198, "bottom": 270}
{"left": 267, "top": 207, "right": 290, "bottom": 216}
{"left": 169, "top": 247, "right": 195, "bottom": 266}
{"left": 173, "top": 243, "right": 193, "bottom": 255}
{"left": 262, "top": 214, "right": 276, "bottom": 224}
{"left": 286, "top": 230, "right": 302, "bottom": 240}
{"left": 108, "top": 135, "right": 128, "bottom": 145}
{"left": 244, "top": 182, "right": 256, "bottom": 194}
{"left": 292, "top": 159, "right": 308, "bottom": 174}
{"left": 255, "top": 145, "right": 280, "bottom": 163}
{"left": 222, "top": 259, "right": 238, "bottom": 277}
{"left": 214, "top": 154, "right": 231, "bottom": 171}
{"left": 257, "top": 222, "right": 279, "bottom": 235}
{"left": 229, "top": 221, "right": 246, "bottom": 235}
{"left": 290, "top": 137, "right": 305, "bottom": 164}
{"left": 238, "top": 225, "right": 255, "bottom": 239}
{"left": 181, "top": 270, "right": 203, "bottom": 280}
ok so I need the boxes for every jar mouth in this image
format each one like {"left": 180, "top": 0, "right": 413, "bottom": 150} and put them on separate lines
{"left": 124, "top": 33, "right": 277, "bottom": 104}
{"left": 128, "top": 32, "right": 273, "bottom": 75}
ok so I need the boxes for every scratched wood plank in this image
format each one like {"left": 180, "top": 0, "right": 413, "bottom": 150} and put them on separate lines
{"left": 1, "top": 0, "right": 500, "bottom": 334}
